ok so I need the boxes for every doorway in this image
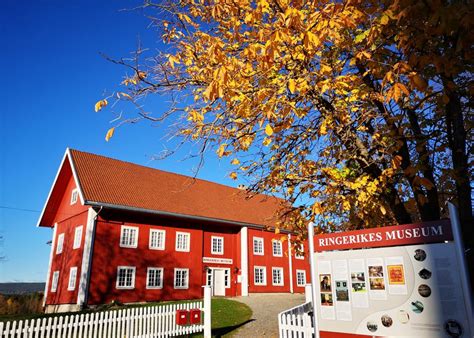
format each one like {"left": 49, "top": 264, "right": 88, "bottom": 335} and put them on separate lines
{"left": 206, "top": 268, "right": 230, "bottom": 296}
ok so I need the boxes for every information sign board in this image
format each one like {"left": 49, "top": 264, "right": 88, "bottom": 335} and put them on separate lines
{"left": 312, "top": 219, "right": 472, "bottom": 337}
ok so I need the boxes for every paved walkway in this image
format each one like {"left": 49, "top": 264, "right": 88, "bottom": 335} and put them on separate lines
{"left": 230, "top": 293, "right": 306, "bottom": 337}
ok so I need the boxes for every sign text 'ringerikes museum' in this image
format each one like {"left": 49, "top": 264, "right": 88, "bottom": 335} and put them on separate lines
{"left": 315, "top": 220, "right": 453, "bottom": 252}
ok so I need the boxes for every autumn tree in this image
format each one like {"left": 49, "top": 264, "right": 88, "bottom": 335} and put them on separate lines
{"left": 98, "top": 0, "right": 473, "bottom": 249}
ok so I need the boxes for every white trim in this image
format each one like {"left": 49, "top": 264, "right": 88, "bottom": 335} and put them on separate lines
{"left": 288, "top": 234, "right": 294, "bottom": 293}
{"left": 119, "top": 225, "right": 139, "bottom": 248}
{"left": 254, "top": 266, "right": 267, "bottom": 286}
{"left": 146, "top": 267, "right": 164, "bottom": 289}
{"left": 51, "top": 271, "right": 60, "bottom": 292}
{"left": 68, "top": 267, "right": 78, "bottom": 291}
{"left": 272, "top": 267, "right": 284, "bottom": 286}
{"left": 253, "top": 237, "right": 264, "bottom": 256}
{"left": 240, "top": 227, "right": 249, "bottom": 296}
{"left": 116, "top": 266, "right": 136, "bottom": 289}
{"left": 272, "top": 239, "right": 283, "bottom": 257}
{"left": 175, "top": 232, "right": 190, "bottom": 252}
{"left": 296, "top": 269, "right": 306, "bottom": 287}
{"left": 77, "top": 208, "right": 97, "bottom": 306}
{"left": 211, "top": 236, "right": 224, "bottom": 255}
{"left": 56, "top": 233, "right": 64, "bottom": 254}
{"left": 149, "top": 229, "right": 166, "bottom": 250}
{"left": 70, "top": 188, "right": 78, "bottom": 205}
{"left": 43, "top": 223, "right": 58, "bottom": 306}
{"left": 73, "top": 225, "right": 83, "bottom": 249}
{"left": 174, "top": 268, "right": 189, "bottom": 289}
{"left": 37, "top": 148, "right": 85, "bottom": 227}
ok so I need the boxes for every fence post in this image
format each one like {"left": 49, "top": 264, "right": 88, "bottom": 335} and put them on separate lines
{"left": 304, "top": 284, "right": 312, "bottom": 303}
{"left": 203, "top": 285, "right": 212, "bottom": 338}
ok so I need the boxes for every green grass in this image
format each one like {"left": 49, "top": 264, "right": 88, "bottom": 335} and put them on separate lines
{"left": 209, "top": 298, "right": 253, "bottom": 337}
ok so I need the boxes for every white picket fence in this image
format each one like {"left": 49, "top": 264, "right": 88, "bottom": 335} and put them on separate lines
{"left": 278, "top": 301, "right": 314, "bottom": 338}
{"left": 0, "top": 300, "right": 204, "bottom": 337}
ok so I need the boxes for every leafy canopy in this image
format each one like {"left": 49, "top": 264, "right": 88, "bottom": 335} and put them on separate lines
{"left": 98, "top": 0, "right": 473, "bottom": 240}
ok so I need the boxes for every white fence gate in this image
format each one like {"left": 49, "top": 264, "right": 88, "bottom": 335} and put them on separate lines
{"left": 0, "top": 286, "right": 212, "bottom": 338}
{"left": 278, "top": 301, "right": 314, "bottom": 338}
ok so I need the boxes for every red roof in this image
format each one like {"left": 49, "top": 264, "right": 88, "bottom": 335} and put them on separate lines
{"left": 39, "top": 149, "right": 285, "bottom": 227}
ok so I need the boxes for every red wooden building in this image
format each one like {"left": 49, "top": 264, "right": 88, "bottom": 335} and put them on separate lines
{"left": 38, "top": 149, "right": 310, "bottom": 313}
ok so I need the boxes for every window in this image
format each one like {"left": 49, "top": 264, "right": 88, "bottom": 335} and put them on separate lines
{"left": 56, "top": 233, "right": 64, "bottom": 254}
{"left": 254, "top": 266, "right": 266, "bottom": 285}
{"left": 174, "top": 268, "right": 189, "bottom": 289}
{"left": 70, "top": 188, "right": 78, "bottom": 205}
{"left": 175, "top": 232, "right": 190, "bottom": 252}
{"left": 253, "top": 237, "right": 264, "bottom": 255}
{"left": 295, "top": 244, "right": 304, "bottom": 259}
{"left": 296, "top": 270, "right": 306, "bottom": 287}
{"left": 272, "top": 240, "right": 283, "bottom": 257}
{"left": 73, "top": 226, "right": 83, "bottom": 249}
{"left": 147, "top": 267, "right": 164, "bottom": 289}
{"left": 120, "top": 226, "right": 139, "bottom": 248}
{"left": 211, "top": 236, "right": 224, "bottom": 255}
{"left": 272, "top": 267, "right": 284, "bottom": 286}
{"left": 68, "top": 267, "right": 78, "bottom": 291}
{"left": 51, "top": 271, "right": 59, "bottom": 292}
{"left": 116, "top": 266, "right": 136, "bottom": 289}
{"left": 149, "top": 229, "right": 166, "bottom": 250}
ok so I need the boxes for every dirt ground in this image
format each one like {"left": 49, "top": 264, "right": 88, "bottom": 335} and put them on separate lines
{"left": 230, "top": 293, "right": 306, "bottom": 337}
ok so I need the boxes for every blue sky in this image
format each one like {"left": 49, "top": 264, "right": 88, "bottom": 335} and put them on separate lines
{"left": 0, "top": 1, "right": 234, "bottom": 282}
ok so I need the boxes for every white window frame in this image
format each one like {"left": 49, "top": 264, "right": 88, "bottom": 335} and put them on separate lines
{"left": 73, "top": 225, "right": 83, "bottom": 249}
{"left": 56, "top": 233, "right": 64, "bottom": 254}
{"left": 174, "top": 268, "right": 189, "bottom": 289}
{"left": 175, "top": 232, "right": 190, "bottom": 252}
{"left": 68, "top": 267, "right": 78, "bottom": 291}
{"left": 149, "top": 229, "right": 166, "bottom": 250}
{"left": 253, "top": 237, "right": 264, "bottom": 256}
{"left": 116, "top": 266, "right": 136, "bottom": 289}
{"left": 120, "top": 225, "right": 139, "bottom": 248}
{"left": 272, "top": 240, "right": 283, "bottom": 257}
{"left": 295, "top": 244, "right": 305, "bottom": 260}
{"left": 146, "top": 267, "right": 164, "bottom": 289}
{"left": 211, "top": 236, "right": 224, "bottom": 255}
{"left": 296, "top": 269, "right": 306, "bottom": 287}
{"left": 272, "top": 267, "right": 284, "bottom": 286}
{"left": 254, "top": 266, "right": 267, "bottom": 286}
{"left": 51, "top": 271, "right": 59, "bottom": 292}
{"left": 70, "top": 188, "right": 78, "bottom": 205}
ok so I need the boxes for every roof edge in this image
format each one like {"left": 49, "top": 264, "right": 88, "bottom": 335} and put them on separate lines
{"left": 37, "top": 148, "right": 85, "bottom": 227}
{"left": 85, "top": 200, "right": 279, "bottom": 231}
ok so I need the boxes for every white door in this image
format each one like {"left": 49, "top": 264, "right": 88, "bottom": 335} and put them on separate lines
{"left": 213, "top": 269, "right": 226, "bottom": 296}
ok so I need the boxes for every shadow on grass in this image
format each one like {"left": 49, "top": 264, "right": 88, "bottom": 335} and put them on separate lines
{"left": 212, "top": 318, "right": 255, "bottom": 337}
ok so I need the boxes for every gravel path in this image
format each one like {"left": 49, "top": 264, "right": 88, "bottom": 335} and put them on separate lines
{"left": 230, "top": 293, "right": 306, "bottom": 337}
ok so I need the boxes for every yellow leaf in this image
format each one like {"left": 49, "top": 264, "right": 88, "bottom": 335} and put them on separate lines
{"left": 105, "top": 127, "right": 115, "bottom": 142}
{"left": 391, "top": 155, "right": 402, "bottom": 169}
{"left": 380, "top": 205, "right": 387, "bottom": 215}
{"left": 380, "top": 14, "right": 389, "bottom": 25}
{"left": 217, "top": 143, "right": 227, "bottom": 158}
{"left": 274, "top": 227, "right": 280, "bottom": 235}
{"left": 94, "top": 99, "right": 108, "bottom": 112}
{"left": 265, "top": 124, "right": 274, "bottom": 136}
{"left": 288, "top": 79, "right": 296, "bottom": 94}
{"left": 229, "top": 172, "right": 238, "bottom": 180}
{"left": 231, "top": 158, "right": 240, "bottom": 165}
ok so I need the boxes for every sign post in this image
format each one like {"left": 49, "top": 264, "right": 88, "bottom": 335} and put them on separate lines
{"left": 308, "top": 221, "right": 320, "bottom": 338}
{"left": 448, "top": 202, "right": 474, "bottom": 336}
